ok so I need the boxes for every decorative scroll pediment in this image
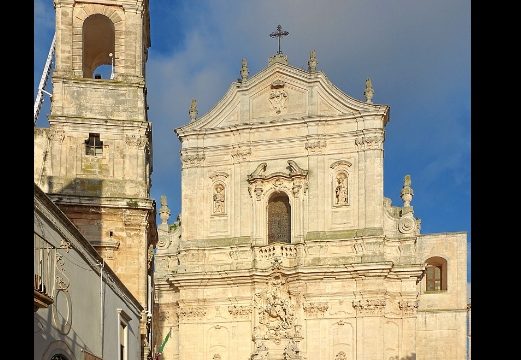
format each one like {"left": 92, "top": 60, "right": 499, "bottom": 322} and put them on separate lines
{"left": 247, "top": 160, "right": 309, "bottom": 201}
{"left": 247, "top": 160, "right": 308, "bottom": 182}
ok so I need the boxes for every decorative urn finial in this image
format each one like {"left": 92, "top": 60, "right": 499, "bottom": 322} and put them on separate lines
{"left": 159, "top": 195, "right": 171, "bottom": 225}
{"left": 189, "top": 99, "right": 198, "bottom": 122}
{"left": 364, "top": 77, "right": 374, "bottom": 103}
{"left": 400, "top": 175, "right": 414, "bottom": 207}
{"left": 240, "top": 58, "right": 249, "bottom": 82}
{"left": 308, "top": 49, "right": 317, "bottom": 73}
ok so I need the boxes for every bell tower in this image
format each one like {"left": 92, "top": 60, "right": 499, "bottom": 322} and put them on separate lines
{"left": 34, "top": 0, "right": 157, "bottom": 345}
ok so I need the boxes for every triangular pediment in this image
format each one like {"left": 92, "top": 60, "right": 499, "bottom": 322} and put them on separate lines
{"left": 177, "top": 62, "right": 388, "bottom": 134}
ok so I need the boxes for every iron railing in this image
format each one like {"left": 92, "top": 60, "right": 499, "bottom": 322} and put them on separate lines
{"left": 34, "top": 232, "right": 56, "bottom": 309}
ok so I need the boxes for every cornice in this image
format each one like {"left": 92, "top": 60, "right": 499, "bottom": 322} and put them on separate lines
{"left": 47, "top": 194, "right": 155, "bottom": 210}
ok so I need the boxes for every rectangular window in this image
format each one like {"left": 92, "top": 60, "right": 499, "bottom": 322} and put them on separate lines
{"left": 120, "top": 321, "right": 126, "bottom": 360}
{"left": 85, "top": 133, "right": 103, "bottom": 156}
{"left": 117, "top": 309, "right": 130, "bottom": 360}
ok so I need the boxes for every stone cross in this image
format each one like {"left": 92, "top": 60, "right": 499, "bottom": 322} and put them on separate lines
{"left": 270, "top": 25, "right": 289, "bottom": 54}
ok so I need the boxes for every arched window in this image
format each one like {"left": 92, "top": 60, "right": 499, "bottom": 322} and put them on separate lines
{"left": 267, "top": 192, "right": 291, "bottom": 244}
{"left": 82, "top": 14, "right": 115, "bottom": 79}
{"left": 51, "top": 355, "right": 69, "bottom": 360}
{"left": 425, "top": 256, "right": 448, "bottom": 292}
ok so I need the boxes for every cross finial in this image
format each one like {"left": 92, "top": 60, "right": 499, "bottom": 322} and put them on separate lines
{"left": 270, "top": 25, "right": 289, "bottom": 54}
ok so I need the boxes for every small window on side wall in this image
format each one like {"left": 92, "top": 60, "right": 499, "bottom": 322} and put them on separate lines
{"left": 85, "top": 133, "right": 103, "bottom": 156}
{"left": 117, "top": 309, "right": 131, "bottom": 360}
{"left": 425, "top": 256, "right": 448, "bottom": 292}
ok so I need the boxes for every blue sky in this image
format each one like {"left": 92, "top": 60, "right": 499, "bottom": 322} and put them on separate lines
{"left": 34, "top": 0, "right": 470, "bottom": 288}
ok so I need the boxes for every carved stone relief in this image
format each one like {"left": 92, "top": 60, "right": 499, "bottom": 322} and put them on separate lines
{"left": 269, "top": 80, "right": 288, "bottom": 115}
{"left": 231, "top": 146, "right": 252, "bottom": 161}
{"left": 398, "top": 217, "right": 416, "bottom": 234}
{"left": 254, "top": 272, "right": 296, "bottom": 343}
{"left": 283, "top": 339, "right": 302, "bottom": 360}
{"left": 398, "top": 299, "right": 418, "bottom": 316}
{"left": 228, "top": 305, "right": 253, "bottom": 318}
{"left": 157, "top": 235, "right": 171, "bottom": 250}
{"left": 353, "top": 298, "right": 386, "bottom": 316}
{"left": 250, "top": 342, "right": 269, "bottom": 360}
{"left": 355, "top": 135, "right": 384, "bottom": 151}
{"left": 305, "top": 140, "right": 327, "bottom": 153}
{"left": 303, "top": 302, "right": 329, "bottom": 317}
{"left": 178, "top": 306, "right": 206, "bottom": 320}
{"left": 180, "top": 152, "right": 205, "bottom": 168}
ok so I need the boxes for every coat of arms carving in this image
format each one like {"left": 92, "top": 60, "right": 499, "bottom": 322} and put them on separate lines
{"left": 269, "top": 80, "right": 288, "bottom": 115}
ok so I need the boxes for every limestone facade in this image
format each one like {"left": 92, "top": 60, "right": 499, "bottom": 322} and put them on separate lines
{"left": 34, "top": 1, "right": 157, "bottom": 357}
{"left": 155, "top": 53, "right": 468, "bottom": 360}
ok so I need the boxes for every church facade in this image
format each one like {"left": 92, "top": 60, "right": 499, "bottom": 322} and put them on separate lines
{"left": 154, "top": 53, "right": 468, "bottom": 360}
{"left": 33, "top": 1, "right": 468, "bottom": 359}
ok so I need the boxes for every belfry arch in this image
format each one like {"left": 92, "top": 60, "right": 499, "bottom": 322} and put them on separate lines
{"left": 82, "top": 14, "right": 115, "bottom": 78}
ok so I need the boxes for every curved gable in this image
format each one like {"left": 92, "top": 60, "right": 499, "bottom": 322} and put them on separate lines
{"left": 177, "top": 62, "right": 389, "bottom": 136}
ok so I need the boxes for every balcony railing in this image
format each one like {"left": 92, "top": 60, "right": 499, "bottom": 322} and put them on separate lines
{"left": 34, "top": 232, "right": 56, "bottom": 311}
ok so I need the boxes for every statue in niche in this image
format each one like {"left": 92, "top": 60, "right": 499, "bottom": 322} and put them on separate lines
{"left": 213, "top": 183, "right": 225, "bottom": 214}
{"left": 335, "top": 172, "right": 348, "bottom": 205}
